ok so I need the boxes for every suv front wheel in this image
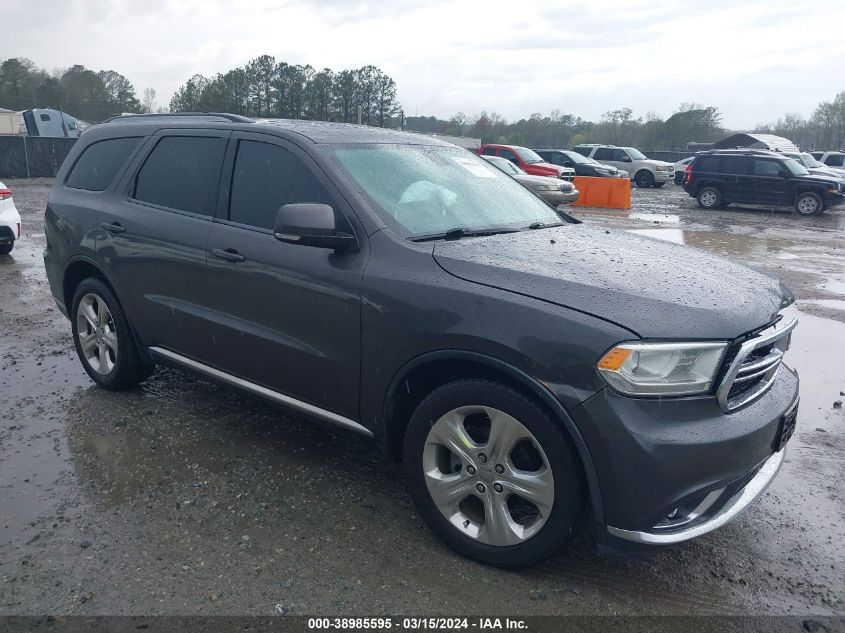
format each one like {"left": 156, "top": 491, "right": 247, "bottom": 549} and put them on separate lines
{"left": 795, "top": 191, "right": 824, "bottom": 216}
{"left": 635, "top": 170, "right": 655, "bottom": 188}
{"left": 403, "top": 379, "right": 585, "bottom": 568}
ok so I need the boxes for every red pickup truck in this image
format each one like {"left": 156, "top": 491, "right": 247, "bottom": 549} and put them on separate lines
{"left": 478, "top": 144, "right": 575, "bottom": 181}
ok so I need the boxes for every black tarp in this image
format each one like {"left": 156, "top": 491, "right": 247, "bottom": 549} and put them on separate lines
{"left": 0, "top": 136, "right": 77, "bottom": 178}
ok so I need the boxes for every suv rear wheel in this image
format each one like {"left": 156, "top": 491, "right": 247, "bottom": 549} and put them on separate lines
{"left": 635, "top": 170, "right": 655, "bottom": 188}
{"left": 0, "top": 241, "right": 12, "bottom": 255}
{"left": 697, "top": 187, "right": 722, "bottom": 210}
{"left": 71, "top": 278, "right": 154, "bottom": 390}
{"left": 795, "top": 191, "right": 823, "bottom": 216}
{"left": 403, "top": 379, "right": 585, "bottom": 568}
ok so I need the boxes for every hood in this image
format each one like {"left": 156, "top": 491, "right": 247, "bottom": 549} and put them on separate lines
{"left": 433, "top": 225, "right": 792, "bottom": 340}
{"left": 514, "top": 173, "right": 565, "bottom": 186}
{"left": 642, "top": 159, "right": 673, "bottom": 168}
{"left": 530, "top": 161, "right": 571, "bottom": 174}
{"left": 795, "top": 172, "right": 845, "bottom": 186}
{"left": 808, "top": 166, "right": 845, "bottom": 181}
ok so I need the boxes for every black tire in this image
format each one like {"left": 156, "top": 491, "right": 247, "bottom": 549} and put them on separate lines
{"left": 696, "top": 186, "right": 722, "bottom": 210}
{"left": 70, "top": 277, "right": 154, "bottom": 390}
{"left": 673, "top": 172, "right": 685, "bottom": 185}
{"left": 403, "top": 379, "right": 585, "bottom": 568}
{"left": 653, "top": 182, "right": 666, "bottom": 188}
{"left": 795, "top": 191, "right": 824, "bottom": 216}
{"left": 0, "top": 241, "right": 12, "bottom": 255}
{"left": 635, "top": 170, "right": 655, "bottom": 188}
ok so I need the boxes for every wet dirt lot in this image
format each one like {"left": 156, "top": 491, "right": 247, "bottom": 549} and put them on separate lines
{"left": 0, "top": 179, "right": 843, "bottom": 618}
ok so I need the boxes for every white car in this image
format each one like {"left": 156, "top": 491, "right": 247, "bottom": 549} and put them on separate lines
{"left": 815, "top": 151, "right": 845, "bottom": 173}
{"left": 0, "top": 180, "right": 22, "bottom": 255}
{"left": 673, "top": 157, "right": 694, "bottom": 185}
{"left": 573, "top": 144, "right": 674, "bottom": 188}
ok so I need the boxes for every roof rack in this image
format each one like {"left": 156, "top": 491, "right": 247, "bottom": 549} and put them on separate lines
{"left": 104, "top": 112, "right": 255, "bottom": 124}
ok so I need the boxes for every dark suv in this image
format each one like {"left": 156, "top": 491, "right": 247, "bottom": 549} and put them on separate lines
{"left": 683, "top": 149, "right": 845, "bottom": 215}
{"left": 44, "top": 114, "right": 800, "bottom": 568}
{"left": 533, "top": 148, "right": 624, "bottom": 178}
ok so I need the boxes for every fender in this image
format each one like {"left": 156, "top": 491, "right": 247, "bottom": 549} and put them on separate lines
{"left": 61, "top": 254, "right": 154, "bottom": 364}
{"left": 384, "top": 349, "right": 605, "bottom": 525}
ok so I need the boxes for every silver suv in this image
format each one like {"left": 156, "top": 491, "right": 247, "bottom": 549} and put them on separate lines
{"left": 573, "top": 144, "right": 673, "bottom": 188}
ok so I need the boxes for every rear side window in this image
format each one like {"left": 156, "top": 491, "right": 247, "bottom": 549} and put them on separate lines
{"left": 65, "top": 137, "right": 142, "bottom": 191}
{"left": 133, "top": 136, "right": 226, "bottom": 215}
{"left": 594, "top": 148, "right": 613, "bottom": 161}
{"left": 825, "top": 154, "right": 845, "bottom": 167}
{"left": 720, "top": 156, "right": 749, "bottom": 174}
{"left": 228, "top": 140, "right": 333, "bottom": 230}
{"left": 498, "top": 148, "right": 518, "bottom": 162}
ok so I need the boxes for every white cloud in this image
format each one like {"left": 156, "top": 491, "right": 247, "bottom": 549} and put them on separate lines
{"left": 3, "top": 0, "right": 844, "bottom": 127}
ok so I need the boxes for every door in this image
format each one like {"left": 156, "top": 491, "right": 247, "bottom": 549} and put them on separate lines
{"left": 719, "top": 155, "right": 751, "bottom": 202}
{"left": 101, "top": 129, "right": 229, "bottom": 360}
{"left": 594, "top": 147, "right": 627, "bottom": 170}
{"left": 751, "top": 158, "right": 790, "bottom": 205}
{"left": 201, "top": 132, "right": 366, "bottom": 419}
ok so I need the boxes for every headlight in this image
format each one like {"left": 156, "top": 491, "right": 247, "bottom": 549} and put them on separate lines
{"left": 597, "top": 341, "right": 727, "bottom": 396}
{"left": 532, "top": 184, "right": 555, "bottom": 191}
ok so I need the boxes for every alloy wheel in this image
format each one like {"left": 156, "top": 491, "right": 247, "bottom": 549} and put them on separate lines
{"left": 797, "top": 196, "right": 818, "bottom": 214}
{"left": 76, "top": 293, "right": 118, "bottom": 374}
{"left": 700, "top": 191, "right": 717, "bottom": 207}
{"left": 422, "top": 405, "right": 554, "bottom": 546}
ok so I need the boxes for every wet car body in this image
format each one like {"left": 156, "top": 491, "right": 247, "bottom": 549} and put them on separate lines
{"left": 44, "top": 115, "right": 800, "bottom": 564}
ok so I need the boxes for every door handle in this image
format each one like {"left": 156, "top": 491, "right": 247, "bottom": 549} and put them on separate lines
{"left": 101, "top": 222, "right": 126, "bottom": 234}
{"left": 212, "top": 248, "right": 246, "bottom": 263}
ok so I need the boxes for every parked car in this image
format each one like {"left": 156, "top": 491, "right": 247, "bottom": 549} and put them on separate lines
{"left": 683, "top": 149, "right": 845, "bottom": 215}
{"left": 782, "top": 151, "right": 845, "bottom": 181}
{"left": 573, "top": 144, "right": 673, "bottom": 188}
{"left": 46, "top": 113, "right": 800, "bottom": 568}
{"left": 478, "top": 144, "right": 575, "bottom": 181}
{"left": 0, "top": 180, "right": 21, "bottom": 255}
{"left": 814, "top": 151, "right": 845, "bottom": 173}
{"left": 532, "top": 149, "right": 624, "bottom": 179}
{"left": 673, "top": 157, "right": 694, "bottom": 185}
{"left": 482, "top": 155, "right": 579, "bottom": 205}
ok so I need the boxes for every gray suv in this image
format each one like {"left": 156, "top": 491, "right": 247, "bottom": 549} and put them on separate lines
{"left": 44, "top": 113, "right": 800, "bottom": 568}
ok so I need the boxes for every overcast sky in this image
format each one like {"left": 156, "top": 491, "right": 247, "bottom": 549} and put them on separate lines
{"left": 5, "top": 0, "right": 844, "bottom": 128}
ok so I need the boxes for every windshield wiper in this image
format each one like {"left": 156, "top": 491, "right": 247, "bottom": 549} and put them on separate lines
{"left": 410, "top": 227, "right": 520, "bottom": 242}
{"left": 526, "top": 221, "right": 566, "bottom": 230}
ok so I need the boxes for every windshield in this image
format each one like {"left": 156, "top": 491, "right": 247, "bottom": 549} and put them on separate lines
{"left": 800, "top": 152, "right": 824, "bottom": 168}
{"left": 514, "top": 147, "right": 545, "bottom": 164}
{"left": 484, "top": 155, "right": 523, "bottom": 176}
{"left": 783, "top": 159, "right": 809, "bottom": 176}
{"left": 561, "top": 151, "right": 591, "bottom": 165}
{"left": 624, "top": 147, "right": 647, "bottom": 160}
{"left": 329, "top": 145, "right": 565, "bottom": 238}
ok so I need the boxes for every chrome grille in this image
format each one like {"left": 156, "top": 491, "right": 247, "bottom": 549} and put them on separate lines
{"left": 717, "top": 313, "right": 797, "bottom": 411}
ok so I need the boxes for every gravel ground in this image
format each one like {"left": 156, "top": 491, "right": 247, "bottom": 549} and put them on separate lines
{"left": 0, "top": 179, "right": 843, "bottom": 620}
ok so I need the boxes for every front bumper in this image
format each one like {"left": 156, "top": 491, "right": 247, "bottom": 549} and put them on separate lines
{"left": 541, "top": 189, "right": 579, "bottom": 205}
{"left": 569, "top": 362, "right": 799, "bottom": 547}
{"left": 654, "top": 170, "right": 673, "bottom": 182}
{"left": 0, "top": 206, "right": 21, "bottom": 245}
{"left": 607, "top": 445, "right": 785, "bottom": 544}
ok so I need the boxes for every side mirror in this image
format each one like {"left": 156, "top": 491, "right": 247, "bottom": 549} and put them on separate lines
{"left": 563, "top": 161, "right": 573, "bottom": 168}
{"left": 273, "top": 203, "right": 357, "bottom": 251}
{"left": 508, "top": 157, "right": 520, "bottom": 166}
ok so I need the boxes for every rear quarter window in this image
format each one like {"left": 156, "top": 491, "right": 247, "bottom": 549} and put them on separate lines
{"left": 65, "top": 137, "right": 143, "bottom": 191}
{"left": 694, "top": 155, "right": 721, "bottom": 172}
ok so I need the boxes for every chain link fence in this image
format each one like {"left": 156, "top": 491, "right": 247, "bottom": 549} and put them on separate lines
{"left": 0, "top": 136, "right": 77, "bottom": 178}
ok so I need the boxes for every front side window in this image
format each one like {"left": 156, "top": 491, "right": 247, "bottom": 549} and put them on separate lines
{"left": 825, "top": 154, "right": 845, "bottom": 167}
{"left": 498, "top": 148, "right": 518, "bottom": 163}
{"left": 610, "top": 149, "right": 629, "bottom": 161}
{"left": 329, "top": 144, "right": 565, "bottom": 238}
{"left": 753, "top": 159, "right": 783, "bottom": 177}
{"left": 133, "top": 136, "right": 226, "bottom": 215}
{"left": 228, "top": 140, "right": 334, "bottom": 230}
{"left": 65, "top": 137, "right": 142, "bottom": 191}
